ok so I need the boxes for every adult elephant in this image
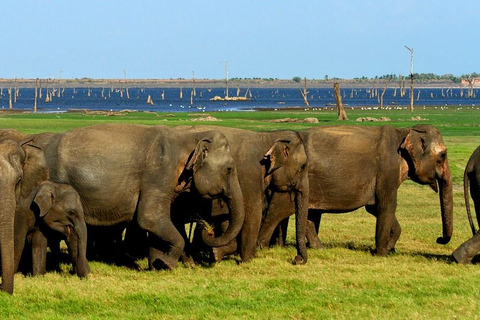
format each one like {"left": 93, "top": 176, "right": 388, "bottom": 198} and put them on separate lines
{"left": 452, "top": 145, "right": 480, "bottom": 263}
{"left": 0, "top": 139, "right": 48, "bottom": 294}
{"left": 14, "top": 181, "right": 89, "bottom": 277}
{"left": 22, "top": 124, "right": 245, "bottom": 270}
{"left": 173, "top": 126, "right": 309, "bottom": 264}
{"left": 259, "top": 124, "right": 453, "bottom": 256}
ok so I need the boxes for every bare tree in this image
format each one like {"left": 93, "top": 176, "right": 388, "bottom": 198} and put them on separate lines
{"left": 299, "top": 77, "right": 309, "bottom": 107}
{"left": 405, "top": 46, "right": 414, "bottom": 111}
{"left": 380, "top": 78, "right": 392, "bottom": 109}
{"left": 334, "top": 82, "right": 348, "bottom": 120}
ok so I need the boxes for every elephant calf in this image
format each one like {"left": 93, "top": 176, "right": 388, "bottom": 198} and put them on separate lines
{"left": 15, "top": 181, "right": 90, "bottom": 277}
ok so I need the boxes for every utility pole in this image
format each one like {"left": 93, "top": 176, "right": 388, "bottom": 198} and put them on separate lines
{"left": 405, "top": 45, "right": 414, "bottom": 111}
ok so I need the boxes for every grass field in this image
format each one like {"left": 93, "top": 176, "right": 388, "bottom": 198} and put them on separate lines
{"left": 0, "top": 106, "right": 480, "bottom": 319}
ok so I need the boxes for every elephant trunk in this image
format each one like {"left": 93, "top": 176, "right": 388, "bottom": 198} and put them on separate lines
{"left": 0, "top": 187, "right": 16, "bottom": 294}
{"left": 464, "top": 163, "right": 477, "bottom": 236}
{"left": 293, "top": 177, "right": 309, "bottom": 265}
{"left": 67, "top": 221, "right": 90, "bottom": 278}
{"left": 436, "top": 158, "right": 454, "bottom": 245}
{"left": 202, "top": 174, "right": 245, "bottom": 247}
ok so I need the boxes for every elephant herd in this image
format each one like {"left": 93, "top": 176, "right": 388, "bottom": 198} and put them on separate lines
{"left": 0, "top": 122, "right": 478, "bottom": 295}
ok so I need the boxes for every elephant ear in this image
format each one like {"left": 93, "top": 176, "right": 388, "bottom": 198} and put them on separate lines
{"left": 400, "top": 128, "right": 427, "bottom": 164}
{"left": 399, "top": 128, "right": 438, "bottom": 192}
{"left": 176, "top": 138, "right": 212, "bottom": 192}
{"left": 20, "top": 141, "right": 49, "bottom": 199}
{"left": 262, "top": 139, "right": 290, "bottom": 176}
{"left": 185, "top": 138, "right": 212, "bottom": 171}
{"left": 33, "top": 183, "right": 55, "bottom": 218}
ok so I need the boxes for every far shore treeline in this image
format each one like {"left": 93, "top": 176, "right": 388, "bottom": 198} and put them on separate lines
{"left": 1, "top": 72, "right": 479, "bottom": 89}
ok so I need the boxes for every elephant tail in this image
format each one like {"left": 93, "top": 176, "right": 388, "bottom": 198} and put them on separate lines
{"left": 464, "top": 162, "right": 477, "bottom": 236}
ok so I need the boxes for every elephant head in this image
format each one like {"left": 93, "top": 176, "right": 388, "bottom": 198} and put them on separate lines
{"left": 0, "top": 139, "right": 48, "bottom": 294}
{"left": 399, "top": 124, "right": 453, "bottom": 245}
{"left": 261, "top": 133, "right": 309, "bottom": 264}
{"left": 182, "top": 131, "right": 245, "bottom": 248}
{"left": 32, "top": 181, "right": 90, "bottom": 278}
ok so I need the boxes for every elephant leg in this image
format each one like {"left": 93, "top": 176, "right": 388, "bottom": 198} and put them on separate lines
{"left": 306, "top": 211, "right": 323, "bottom": 249}
{"left": 258, "top": 213, "right": 292, "bottom": 249}
{"left": 258, "top": 192, "right": 294, "bottom": 248}
{"left": 124, "top": 221, "right": 148, "bottom": 260}
{"left": 373, "top": 199, "right": 397, "bottom": 256}
{"left": 137, "top": 194, "right": 184, "bottom": 270}
{"left": 366, "top": 205, "right": 400, "bottom": 254}
{"left": 240, "top": 203, "right": 263, "bottom": 262}
{"left": 453, "top": 231, "right": 480, "bottom": 264}
{"left": 386, "top": 216, "right": 401, "bottom": 253}
{"left": 176, "top": 221, "right": 196, "bottom": 267}
{"left": 14, "top": 220, "right": 30, "bottom": 274}
{"left": 31, "top": 229, "right": 48, "bottom": 276}
{"left": 306, "top": 220, "right": 323, "bottom": 249}
{"left": 270, "top": 218, "right": 289, "bottom": 247}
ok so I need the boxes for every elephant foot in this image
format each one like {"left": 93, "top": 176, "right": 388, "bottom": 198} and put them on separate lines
{"left": 212, "top": 247, "right": 226, "bottom": 262}
{"left": 180, "top": 254, "right": 196, "bottom": 268}
{"left": 306, "top": 239, "right": 324, "bottom": 249}
{"left": 371, "top": 247, "right": 389, "bottom": 256}
{"left": 292, "top": 255, "right": 306, "bottom": 265}
{"left": 453, "top": 232, "right": 480, "bottom": 264}
{"left": 149, "top": 254, "right": 178, "bottom": 271}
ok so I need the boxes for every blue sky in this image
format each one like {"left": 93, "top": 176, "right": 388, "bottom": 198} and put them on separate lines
{"left": 2, "top": 1, "right": 478, "bottom": 80}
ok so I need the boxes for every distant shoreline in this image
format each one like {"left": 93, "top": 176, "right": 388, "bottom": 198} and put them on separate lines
{"left": 0, "top": 78, "right": 472, "bottom": 89}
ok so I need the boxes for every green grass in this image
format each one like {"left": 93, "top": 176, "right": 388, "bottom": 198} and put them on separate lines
{"left": 0, "top": 107, "right": 480, "bottom": 319}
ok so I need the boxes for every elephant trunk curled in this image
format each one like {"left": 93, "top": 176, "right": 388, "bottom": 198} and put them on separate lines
{"left": 202, "top": 172, "right": 245, "bottom": 247}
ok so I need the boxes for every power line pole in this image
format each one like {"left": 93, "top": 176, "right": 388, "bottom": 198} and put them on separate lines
{"left": 405, "top": 45, "right": 414, "bottom": 112}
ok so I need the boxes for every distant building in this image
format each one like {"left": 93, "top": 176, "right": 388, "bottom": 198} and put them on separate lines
{"left": 461, "top": 77, "right": 480, "bottom": 86}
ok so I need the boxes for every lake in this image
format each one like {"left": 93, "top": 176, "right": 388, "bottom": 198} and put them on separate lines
{"left": 1, "top": 86, "right": 479, "bottom": 113}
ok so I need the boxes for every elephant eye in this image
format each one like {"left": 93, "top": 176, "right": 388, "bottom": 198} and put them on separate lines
{"left": 420, "top": 137, "right": 426, "bottom": 153}
{"left": 225, "top": 166, "right": 232, "bottom": 175}
{"left": 202, "top": 148, "right": 208, "bottom": 160}
{"left": 437, "top": 151, "right": 446, "bottom": 163}
{"left": 300, "top": 163, "right": 307, "bottom": 171}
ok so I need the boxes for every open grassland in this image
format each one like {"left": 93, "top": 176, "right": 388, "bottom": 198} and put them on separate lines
{"left": 0, "top": 106, "right": 480, "bottom": 319}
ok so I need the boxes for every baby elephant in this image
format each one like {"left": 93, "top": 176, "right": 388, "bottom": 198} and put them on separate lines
{"left": 453, "top": 145, "right": 480, "bottom": 263}
{"left": 15, "top": 181, "right": 90, "bottom": 277}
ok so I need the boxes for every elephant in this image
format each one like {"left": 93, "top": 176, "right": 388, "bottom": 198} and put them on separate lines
{"left": 0, "top": 138, "right": 49, "bottom": 294}
{"left": 11, "top": 124, "right": 245, "bottom": 270}
{"left": 14, "top": 181, "right": 89, "bottom": 277}
{"left": 258, "top": 124, "right": 453, "bottom": 256}
{"left": 452, "top": 145, "right": 480, "bottom": 264}
{"left": 171, "top": 126, "right": 309, "bottom": 264}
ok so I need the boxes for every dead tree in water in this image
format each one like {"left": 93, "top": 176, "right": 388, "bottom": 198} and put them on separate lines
{"left": 124, "top": 70, "right": 130, "bottom": 99}
{"left": 334, "top": 82, "right": 347, "bottom": 120}
{"left": 299, "top": 77, "right": 309, "bottom": 107}
{"left": 8, "top": 87, "right": 12, "bottom": 109}
{"left": 405, "top": 45, "right": 414, "bottom": 111}
{"left": 34, "top": 78, "right": 38, "bottom": 112}
{"left": 380, "top": 78, "right": 392, "bottom": 109}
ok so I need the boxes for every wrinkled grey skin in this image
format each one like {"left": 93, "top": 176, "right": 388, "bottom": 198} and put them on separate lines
{"left": 0, "top": 139, "right": 48, "bottom": 294}
{"left": 14, "top": 181, "right": 89, "bottom": 277}
{"left": 11, "top": 124, "right": 245, "bottom": 270}
{"left": 172, "top": 126, "right": 309, "bottom": 264}
{"left": 463, "top": 145, "right": 480, "bottom": 236}
{"left": 264, "top": 125, "right": 453, "bottom": 256}
{"left": 451, "top": 145, "right": 480, "bottom": 264}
